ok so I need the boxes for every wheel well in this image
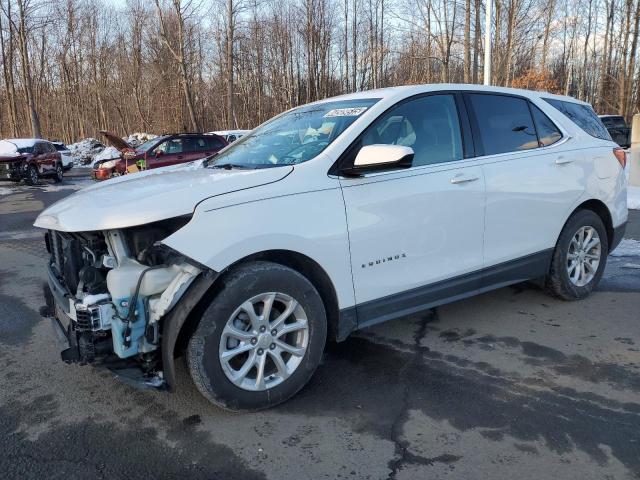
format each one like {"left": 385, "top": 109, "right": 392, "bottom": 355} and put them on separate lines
{"left": 173, "top": 250, "right": 341, "bottom": 358}
{"left": 235, "top": 250, "right": 341, "bottom": 341}
{"left": 571, "top": 199, "right": 614, "bottom": 250}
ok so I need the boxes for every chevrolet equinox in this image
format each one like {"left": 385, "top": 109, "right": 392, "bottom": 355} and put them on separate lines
{"left": 36, "top": 84, "right": 628, "bottom": 410}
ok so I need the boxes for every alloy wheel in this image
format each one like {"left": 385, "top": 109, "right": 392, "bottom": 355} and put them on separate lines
{"left": 566, "top": 226, "right": 601, "bottom": 287}
{"left": 218, "top": 292, "right": 309, "bottom": 391}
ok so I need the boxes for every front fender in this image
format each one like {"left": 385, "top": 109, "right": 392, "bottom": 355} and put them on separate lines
{"left": 162, "top": 187, "right": 355, "bottom": 310}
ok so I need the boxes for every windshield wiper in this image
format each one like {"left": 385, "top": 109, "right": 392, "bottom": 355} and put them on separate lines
{"left": 211, "top": 163, "right": 252, "bottom": 170}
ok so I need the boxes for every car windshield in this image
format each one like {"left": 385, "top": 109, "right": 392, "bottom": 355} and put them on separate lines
{"left": 136, "top": 137, "right": 163, "bottom": 153}
{"left": 209, "top": 99, "right": 379, "bottom": 168}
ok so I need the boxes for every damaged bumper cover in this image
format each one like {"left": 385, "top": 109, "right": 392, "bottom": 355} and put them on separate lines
{"left": 41, "top": 231, "right": 216, "bottom": 391}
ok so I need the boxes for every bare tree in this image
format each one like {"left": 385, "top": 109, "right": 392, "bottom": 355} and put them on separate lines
{"left": 154, "top": 0, "right": 200, "bottom": 131}
{"left": 12, "top": 0, "right": 42, "bottom": 138}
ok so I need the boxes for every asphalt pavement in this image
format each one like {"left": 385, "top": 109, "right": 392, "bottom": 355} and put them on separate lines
{"left": 1, "top": 171, "right": 639, "bottom": 479}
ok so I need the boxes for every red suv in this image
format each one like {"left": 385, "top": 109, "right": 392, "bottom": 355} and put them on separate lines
{"left": 92, "top": 132, "right": 227, "bottom": 180}
{"left": 0, "top": 139, "right": 64, "bottom": 185}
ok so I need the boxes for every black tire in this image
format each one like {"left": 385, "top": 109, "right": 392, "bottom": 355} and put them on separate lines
{"left": 53, "top": 163, "right": 64, "bottom": 183}
{"left": 545, "top": 209, "right": 608, "bottom": 300}
{"left": 25, "top": 165, "right": 39, "bottom": 186}
{"left": 187, "top": 261, "right": 327, "bottom": 411}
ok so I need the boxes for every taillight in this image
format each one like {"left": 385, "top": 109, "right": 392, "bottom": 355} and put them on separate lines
{"left": 613, "top": 147, "right": 626, "bottom": 168}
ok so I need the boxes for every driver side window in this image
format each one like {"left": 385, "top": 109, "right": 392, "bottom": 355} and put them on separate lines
{"left": 155, "top": 138, "right": 183, "bottom": 155}
{"left": 361, "top": 94, "right": 463, "bottom": 167}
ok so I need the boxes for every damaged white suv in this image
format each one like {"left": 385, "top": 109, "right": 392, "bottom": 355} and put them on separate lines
{"left": 36, "top": 85, "right": 628, "bottom": 410}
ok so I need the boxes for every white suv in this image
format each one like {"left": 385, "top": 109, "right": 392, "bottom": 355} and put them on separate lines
{"left": 36, "top": 84, "right": 628, "bottom": 410}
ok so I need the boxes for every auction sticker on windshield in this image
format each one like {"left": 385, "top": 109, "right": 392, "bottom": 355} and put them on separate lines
{"left": 324, "top": 107, "right": 369, "bottom": 117}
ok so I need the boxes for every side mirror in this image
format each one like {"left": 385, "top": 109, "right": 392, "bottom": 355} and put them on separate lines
{"left": 341, "top": 144, "right": 414, "bottom": 177}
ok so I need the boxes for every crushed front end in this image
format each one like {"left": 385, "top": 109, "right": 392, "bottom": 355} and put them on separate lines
{"left": 0, "top": 156, "right": 29, "bottom": 181}
{"left": 42, "top": 217, "right": 201, "bottom": 389}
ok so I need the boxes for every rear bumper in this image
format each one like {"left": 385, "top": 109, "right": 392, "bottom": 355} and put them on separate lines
{"left": 610, "top": 221, "right": 627, "bottom": 252}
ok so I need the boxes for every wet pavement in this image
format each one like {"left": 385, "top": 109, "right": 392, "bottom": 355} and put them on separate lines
{"left": 1, "top": 171, "right": 639, "bottom": 479}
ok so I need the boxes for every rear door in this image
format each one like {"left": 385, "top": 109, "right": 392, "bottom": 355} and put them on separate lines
{"left": 183, "top": 136, "right": 219, "bottom": 161}
{"left": 465, "top": 93, "right": 583, "bottom": 273}
{"left": 339, "top": 93, "right": 486, "bottom": 325}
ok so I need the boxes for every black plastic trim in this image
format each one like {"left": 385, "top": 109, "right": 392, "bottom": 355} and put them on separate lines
{"left": 46, "top": 263, "right": 72, "bottom": 314}
{"left": 160, "top": 270, "right": 219, "bottom": 389}
{"left": 336, "top": 249, "right": 553, "bottom": 337}
{"left": 610, "top": 221, "right": 627, "bottom": 252}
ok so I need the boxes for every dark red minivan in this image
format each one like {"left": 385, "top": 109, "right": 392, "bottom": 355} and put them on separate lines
{"left": 92, "top": 132, "right": 227, "bottom": 180}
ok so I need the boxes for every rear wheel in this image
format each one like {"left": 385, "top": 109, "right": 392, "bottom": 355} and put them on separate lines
{"left": 545, "top": 210, "right": 608, "bottom": 300}
{"left": 187, "top": 261, "right": 327, "bottom": 411}
{"left": 25, "top": 165, "right": 39, "bottom": 185}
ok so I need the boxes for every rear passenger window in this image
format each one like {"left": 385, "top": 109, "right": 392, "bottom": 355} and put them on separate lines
{"left": 543, "top": 98, "right": 611, "bottom": 141}
{"left": 530, "top": 105, "right": 562, "bottom": 146}
{"left": 468, "top": 94, "right": 538, "bottom": 155}
{"left": 189, "top": 138, "right": 208, "bottom": 152}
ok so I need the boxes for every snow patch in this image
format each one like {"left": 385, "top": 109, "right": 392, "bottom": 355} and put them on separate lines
{"left": 0, "top": 186, "right": 17, "bottom": 195}
{"left": 92, "top": 146, "right": 120, "bottom": 165}
{"left": 628, "top": 186, "right": 640, "bottom": 210}
{"left": 124, "top": 132, "right": 157, "bottom": 147}
{"left": 0, "top": 139, "right": 38, "bottom": 155}
{"left": 610, "top": 238, "right": 640, "bottom": 257}
{"left": 67, "top": 138, "right": 106, "bottom": 166}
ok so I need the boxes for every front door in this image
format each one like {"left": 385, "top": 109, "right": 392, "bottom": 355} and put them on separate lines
{"left": 339, "top": 93, "right": 486, "bottom": 326}
{"left": 148, "top": 138, "right": 186, "bottom": 168}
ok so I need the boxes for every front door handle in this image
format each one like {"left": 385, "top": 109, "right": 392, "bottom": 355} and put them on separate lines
{"left": 177, "top": 155, "right": 184, "bottom": 160}
{"left": 450, "top": 173, "right": 479, "bottom": 184}
{"left": 555, "top": 156, "right": 574, "bottom": 165}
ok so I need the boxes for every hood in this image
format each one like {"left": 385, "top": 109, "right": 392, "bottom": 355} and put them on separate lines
{"left": 100, "top": 130, "right": 132, "bottom": 151}
{"left": 34, "top": 164, "right": 293, "bottom": 232}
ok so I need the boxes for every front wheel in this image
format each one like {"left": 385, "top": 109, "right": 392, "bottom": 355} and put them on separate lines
{"left": 25, "top": 165, "right": 39, "bottom": 185}
{"left": 53, "top": 163, "right": 64, "bottom": 183}
{"left": 187, "top": 261, "right": 327, "bottom": 411}
{"left": 545, "top": 210, "right": 608, "bottom": 300}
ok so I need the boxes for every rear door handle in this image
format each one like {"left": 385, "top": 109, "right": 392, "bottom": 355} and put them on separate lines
{"left": 555, "top": 156, "right": 574, "bottom": 165}
{"left": 450, "top": 173, "right": 479, "bottom": 184}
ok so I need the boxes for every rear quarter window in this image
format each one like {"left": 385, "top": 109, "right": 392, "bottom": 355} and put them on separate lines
{"left": 543, "top": 98, "right": 611, "bottom": 141}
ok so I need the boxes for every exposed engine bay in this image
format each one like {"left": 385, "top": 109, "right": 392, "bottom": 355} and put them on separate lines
{"left": 43, "top": 216, "right": 201, "bottom": 388}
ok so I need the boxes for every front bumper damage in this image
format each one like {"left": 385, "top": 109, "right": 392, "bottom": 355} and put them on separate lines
{"left": 40, "top": 227, "right": 207, "bottom": 391}
{"left": 42, "top": 272, "right": 168, "bottom": 389}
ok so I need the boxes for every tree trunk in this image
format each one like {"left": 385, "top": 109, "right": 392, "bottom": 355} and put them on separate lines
{"left": 16, "top": 0, "right": 42, "bottom": 138}
{"left": 464, "top": 0, "right": 471, "bottom": 82}
{"left": 226, "top": 0, "right": 235, "bottom": 128}
{"left": 472, "top": 0, "right": 481, "bottom": 83}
